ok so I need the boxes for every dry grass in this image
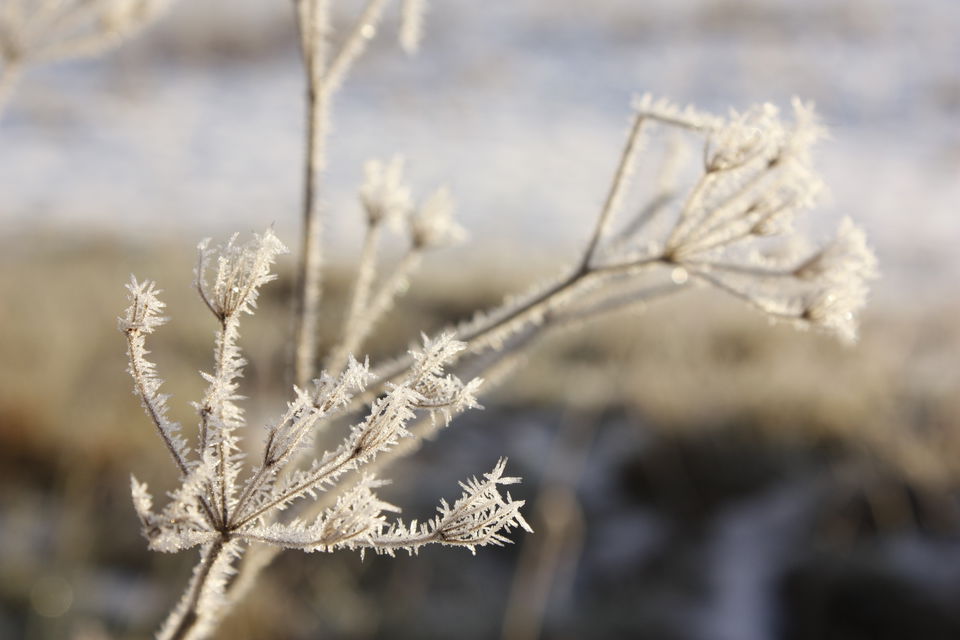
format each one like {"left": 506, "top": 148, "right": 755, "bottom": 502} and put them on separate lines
{"left": 0, "top": 232, "right": 957, "bottom": 489}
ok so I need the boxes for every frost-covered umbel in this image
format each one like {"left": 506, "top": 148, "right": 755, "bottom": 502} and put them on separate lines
{"left": 616, "top": 95, "right": 879, "bottom": 344}
{"left": 369, "top": 96, "right": 879, "bottom": 395}
{"left": 121, "top": 230, "right": 529, "bottom": 640}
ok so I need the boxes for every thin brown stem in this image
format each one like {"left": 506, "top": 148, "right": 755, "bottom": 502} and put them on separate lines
{"left": 369, "top": 256, "right": 663, "bottom": 391}
{"left": 293, "top": 0, "right": 390, "bottom": 387}
{"left": 231, "top": 448, "right": 355, "bottom": 530}
{"left": 329, "top": 247, "right": 423, "bottom": 374}
{"left": 125, "top": 329, "right": 190, "bottom": 477}
{"left": 579, "top": 113, "right": 647, "bottom": 271}
{"left": 161, "top": 538, "right": 231, "bottom": 640}
{"left": 689, "top": 268, "right": 801, "bottom": 322}
{"left": 326, "top": 221, "right": 385, "bottom": 374}
{"left": 293, "top": 68, "right": 328, "bottom": 387}
{"left": 664, "top": 168, "right": 715, "bottom": 252}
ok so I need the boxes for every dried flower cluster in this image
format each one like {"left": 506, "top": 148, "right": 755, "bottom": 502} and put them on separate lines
{"left": 123, "top": 231, "right": 529, "bottom": 639}
{"left": 615, "top": 95, "right": 879, "bottom": 345}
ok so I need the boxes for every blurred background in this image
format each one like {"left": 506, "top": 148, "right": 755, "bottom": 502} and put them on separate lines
{"left": 1, "top": 0, "right": 959, "bottom": 638}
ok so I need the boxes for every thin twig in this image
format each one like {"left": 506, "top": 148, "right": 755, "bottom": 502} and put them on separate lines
{"left": 293, "top": 0, "right": 390, "bottom": 387}
{"left": 579, "top": 112, "right": 647, "bottom": 271}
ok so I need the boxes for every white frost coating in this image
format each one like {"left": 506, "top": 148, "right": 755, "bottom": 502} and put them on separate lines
{"left": 124, "top": 235, "right": 510, "bottom": 637}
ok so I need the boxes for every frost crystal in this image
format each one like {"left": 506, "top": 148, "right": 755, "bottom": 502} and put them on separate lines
{"left": 123, "top": 231, "right": 523, "bottom": 639}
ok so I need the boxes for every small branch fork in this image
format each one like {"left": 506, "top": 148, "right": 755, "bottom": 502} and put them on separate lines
{"left": 293, "top": 0, "right": 390, "bottom": 388}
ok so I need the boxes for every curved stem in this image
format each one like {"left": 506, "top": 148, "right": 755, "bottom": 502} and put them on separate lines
{"left": 160, "top": 539, "right": 238, "bottom": 640}
{"left": 579, "top": 112, "right": 647, "bottom": 270}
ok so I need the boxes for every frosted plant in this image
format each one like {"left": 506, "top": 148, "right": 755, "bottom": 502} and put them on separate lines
{"left": 123, "top": 95, "right": 877, "bottom": 639}
{"left": 118, "top": 3, "right": 877, "bottom": 639}
{"left": 122, "top": 230, "right": 529, "bottom": 639}
{"left": 0, "top": 0, "right": 171, "bottom": 117}
{"left": 365, "top": 96, "right": 878, "bottom": 401}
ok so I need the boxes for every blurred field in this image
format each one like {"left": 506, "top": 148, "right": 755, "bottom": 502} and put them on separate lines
{"left": 3, "top": 232, "right": 958, "bottom": 484}
{"left": 1, "top": 233, "right": 959, "bottom": 639}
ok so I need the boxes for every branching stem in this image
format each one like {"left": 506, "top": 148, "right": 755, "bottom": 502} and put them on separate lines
{"left": 293, "top": 0, "right": 390, "bottom": 387}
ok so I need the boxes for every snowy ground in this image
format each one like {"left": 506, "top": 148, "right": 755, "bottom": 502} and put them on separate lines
{"left": 1, "top": 0, "right": 957, "bottom": 302}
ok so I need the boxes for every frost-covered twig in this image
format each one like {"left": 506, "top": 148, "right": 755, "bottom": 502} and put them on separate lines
{"left": 124, "top": 232, "right": 516, "bottom": 639}
{"left": 120, "top": 277, "right": 190, "bottom": 476}
{"left": 294, "top": 0, "right": 391, "bottom": 387}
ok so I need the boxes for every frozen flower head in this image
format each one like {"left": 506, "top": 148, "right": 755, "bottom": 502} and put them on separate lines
{"left": 410, "top": 187, "right": 466, "bottom": 249}
{"left": 780, "top": 98, "right": 827, "bottom": 164}
{"left": 795, "top": 218, "right": 878, "bottom": 284}
{"left": 802, "top": 283, "right": 870, "bottom": 345}
{"left": 360, "top": 156, "right": 414, "bottom": 226}
{"left": 705, "top": 103, "right": 783, "bottom": 173}
{"left": 195, "top": 229, "right": 289, "bottom": 320}
{"left": 610, "top": 96, "right": 877, "bottom": 344}
{"left": 791, "top": 218, "right": 878, "bottom": 343}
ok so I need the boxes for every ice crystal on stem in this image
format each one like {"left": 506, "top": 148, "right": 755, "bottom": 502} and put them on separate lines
{"left": 359, "top": 156, "right": 413, "bottom": 226}
{"left": 122, "top": 232, "right": 521, "bottom": 639}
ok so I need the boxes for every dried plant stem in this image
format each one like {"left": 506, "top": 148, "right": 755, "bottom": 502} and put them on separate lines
{"left": 293, "top": 283, "right": 684, "bottom": 529}
{"left": 368, "top": 255, "right": 663, "bottom": 395}
{"left": 161, "top": 538, "right": 238, "bottom": 640}
{"left": 326, "top": 221, "right": 386, "bottom": 373}
{"left": 363, "top": 112, "right": 657, "bottom": 389}
{"left": 322, "top": 0, "right": 388, "bottom": 95}
{"left": 329, "top": 248, "right": 423, "bottom": 373}
{"left": 690, "top": 269, "right": 801, "bottom": 322}
{"left": 665, "top": 169, "right": 716, "bottom": 251}
{"left": 347, "top": 223, "right": 384, "bottom": 332}
{"left": 125, "top": 338, "right": 189, "bottom": 475}
{"left": 292, "top": 37, "right": 330, "bottom": 388}
{"left": 686, "top": 167, "right": 773, "bottom": 245}
{"left": 293, "top": 0, "right": 390, "bottom": 387}
{"left": 231, "top": 277, "right": 681, "bottom": 617}
{"left": 579, "top": 113, "right": 647, "bottom": 271}
{"left": 124, "top": 78, "right": 876, "bottom": 637}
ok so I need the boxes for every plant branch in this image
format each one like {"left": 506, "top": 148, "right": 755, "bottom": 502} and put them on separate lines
{"left": 124, "top": 328, "right": 191, "bottom": 477}
{"left": 579, "top": 112, "right": 647, "bottom": 271}
{"left": 293, "top": 0, "right": 390, "bottom": 387}
{"left": 159, "top": 538, "right": 234, "bottom": 640}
